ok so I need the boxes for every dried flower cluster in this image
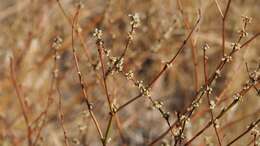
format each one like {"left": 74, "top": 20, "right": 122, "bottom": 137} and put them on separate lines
{"left": 3, "top": 1, "right": 260, "bottom": 146}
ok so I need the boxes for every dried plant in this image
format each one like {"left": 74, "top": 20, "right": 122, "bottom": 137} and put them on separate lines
{"left": 1, "top": 0, "right": 260, "bottom": 146}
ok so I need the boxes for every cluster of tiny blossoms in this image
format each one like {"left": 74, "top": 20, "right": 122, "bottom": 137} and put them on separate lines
{"left": 52, "top": 36, "right": 63, "bottom": 78}
{"left": 52, "top": 36, "right": 63, "bottom": 50}
{"left": 233, "top": 65, "right": 260, "bottom": 102}
{"left": 92, "top": 14, "right": 140, "bottom": 74}
{"left": 91, "top": 13, "right": 215, "bottom": 140}
{"left": 209, "top": 100, "right": 216, "bottom": 110}
{"left": 128, "top": 13, "right": 140, "bottom": 29}
{"left": 93, "top": 28, "right": 103, "bottom": 40}
{"left": 92, "top": 15, "right": 153, "bottom": 110}
{"left": 185, "top": 85, "right": 210, "bottom": 115}
{"left": 249, "top": 68, "right": 260, "bottom": 85}
{"left": 92, "top": 14, "right": 171, "bottom": 117}
{"left": 127, "top": 13, "right": 140, "bottom": 41}
{"left": 124, "top": 70, "right": 171, "bottom": 122}
{"left": 221, "top": 16, "right": 253, "bottom": 65}
{"left": 124, "top": 69, "right": 171, "bottom": 121}
{"left": 173, "top": 125, "right": 185, "bottom": 138}
{"left": 237, "top": 15, "right": 252, "bottom": 37}
{"left": 231, "top": 43, "right": 241, "bottom": 51}
{"left": 93, "top": 28, "right": 124, "bottom": 73}
{"left": 233, "top": 92, "right": 243, "bottom": 102}
{"left": 206, "top": 85, "right": 213, "bottom": 95}
{"left": 108, "top": 56, "right": 124, "bottom": 73}
{"left": 164, "top": 15, "right": 256, "bottom": 145}
{"left": 221, "top": 54, "right": 232, "bottom": 63}
{"left": 123, "top": 70, "right": 151, "bottom": 97}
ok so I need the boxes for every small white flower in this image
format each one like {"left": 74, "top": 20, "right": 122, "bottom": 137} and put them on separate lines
{"left": 153, "top": 100, "right": 163, "bottom": 109}
{"left": 251, "top": 126, "right": 259, "bottom": 136}
{"left": 206, "top": 86, "right": 213, "bottom": 95}
{"left": 231, "top": 43, "right": 241, "bottom": 51}
{"left": 215, "top": 69, "right": 221, "bottom": 77}
{"left": 203, "top": 43, "right": 210, "bottom": 51}
{"left": 166, "top": 62, "right": 172, "bottom": 68}
{"left": 209, "top": 100, "right": 216, "bottom": 109}
{"left": 233, "top": 93, "right": 242, "bottom": 101}
{"left": 129, "top": 13, "right": 140, "bottom": 28}
{"left": 222, "top": 54, "right": 232, "bottom": 63}
{"left": 125, "top": 70, "right": 134, "bottom": 80}
{"left": 242, "top": 15, "right": 252, "bottom": 24}
{"left": 93, "top": 28, "right": 103, "bottom": 40}
{"left": 52, "top": 36, "right": 63, "bottom": 50}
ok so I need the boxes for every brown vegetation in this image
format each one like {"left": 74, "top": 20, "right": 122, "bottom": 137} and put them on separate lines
{"left": 0, "top": 0, "right": 260, "bottom": 146}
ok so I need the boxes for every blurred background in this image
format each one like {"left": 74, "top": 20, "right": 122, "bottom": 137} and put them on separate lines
{"left": 0, "top": 0, "right": 260, "bottom": 145}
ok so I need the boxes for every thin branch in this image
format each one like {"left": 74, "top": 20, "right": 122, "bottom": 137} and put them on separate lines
{"left": 96, "top": 41, "right": 113, "bottom": 113}
{"left": 222, "top": 0, "right": 232, "bottom": 56}
{"left": 184, "top": 82, "right": 258, "bottom": 145}
{"left": 116, "top": 12, "right": 201, "bottom": 112}
{"left": 52, "top": 39, "right": 70, "bottom": 146}
{"left": 10, "top": 58, "right": 32, "bottom": 146}
{"left": 213, "top": 0, "right": 224, "bottom": 18}
{"left": 105, "top": 19, "right": 136, "bottom": 77}
{"left": 149, "top": 26, "right": 260, "bottom": 145}
{"left": 71, "top": 6, "right": 104, "bottom": 142}
{"left": 177, "top": 0, "right": 200, "bottom": 92}
{"left": 57, "top": 87, "right": 70, "bottom": 146}
{"left": 203, "top": 44, "right": 222, "bottom": 146}
{"left": 226, "top": 118, "right": 260, "bottom": 146}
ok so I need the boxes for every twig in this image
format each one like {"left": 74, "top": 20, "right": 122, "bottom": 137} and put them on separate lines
{"left": 96, "top": 40, "right": 114, "bottom": 113}
{"left": 149, "top": 25, "right": 259, "bottom": 145}
{"left": 213, "top": 0, "right": 224, "bottom": 18}
{"left": 220, "top": 108, "right": 260, "bottom": 131}
{"left": 10, "top": 58, "right": 32, "bottom": 146}
{"left": 226, "top": 118, "right": 260, "bottom": 146}
{"left": 95, "top": 28, "right": 116, "bottom": 146}
{"left": 104, "top": 15, "right": 136, "bottom": 78}
{"left": 116, "top": 12, "right": 201, "bottom": 112}
{"left": 71, "top": 6, "right": 104, "bottom": 143}
{"left": 222, "top": 0, "right": 232, "bottom": 56}
{"left": 203, "top": 44, "right": 222, "bottom": 146}
{"left": 52, "top": 37, "right": 70, "bottom": 146}
{"left": 177, "top": 0, "right": 200, "bottom": 92}
{"left": 57, "top": 87, "right": 70, "bottom": 146}
{"left": 184, "top": 82, "right": 259, "bottom": 145}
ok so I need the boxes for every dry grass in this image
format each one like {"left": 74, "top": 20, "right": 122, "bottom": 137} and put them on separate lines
{"left": 0, "top": 0, "right": 260, "bottom": 146}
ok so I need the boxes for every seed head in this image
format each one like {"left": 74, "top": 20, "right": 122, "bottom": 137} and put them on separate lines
{"left": 129, "top": 13, "right": 140, "bottom": 28}
{"left": 242, "top": 15, "right": 252, "bottom": 24}
{"left": 93, "top": 28, "right": 103, "bottom": 40}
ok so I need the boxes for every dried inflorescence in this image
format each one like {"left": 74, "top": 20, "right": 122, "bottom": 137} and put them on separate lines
{"left": 93, "top": 28, "right": 103, "bottom": 40}
{"left": 128, "top": 13, "right": 141, "bottom": 29}
{"left": 4, "top": 1, "right": 260, "bottom": 146}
